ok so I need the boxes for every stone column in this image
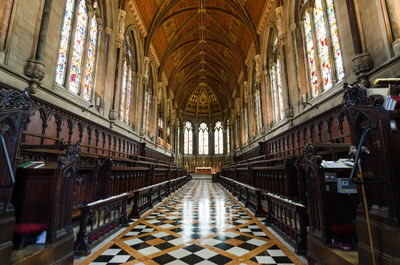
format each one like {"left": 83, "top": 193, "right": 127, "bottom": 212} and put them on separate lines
{"left": 109, "top": 9, "right": 126, "bottom": 124}
{"left": 24, "top": 0, "right": 53, "bottom": 94}
{"left": 0, "top": 0, "right": 14, "bottom": 51}
{"left": 99, "top": 27, "right": 112, "bottom": 114}
{"left": 346, "top": 0, "right": 373, "bottom": 87}
{"left": 290, "top": 23, "right": 303, "bottom": 113}
{"left": 386, "top": 0, "right": 400, "bottom": 55}
{"left": 254, "top": 54, "right": 264, "bottom": 132}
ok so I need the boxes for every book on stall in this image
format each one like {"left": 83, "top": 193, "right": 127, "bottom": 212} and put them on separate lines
{"left": 390, "top": 96, "right": 400, "bottom": 110}
{"left": 18, "top": 161, "right": 45, "bottom": 169}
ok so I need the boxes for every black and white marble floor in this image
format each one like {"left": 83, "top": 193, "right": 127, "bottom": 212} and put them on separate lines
{"left": 77, "top": 180, "right": 305, "bottom": 265}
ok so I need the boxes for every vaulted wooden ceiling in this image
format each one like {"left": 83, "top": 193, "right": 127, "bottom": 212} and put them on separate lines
{"left": 132, "top": 0, "right": 267, "bottom": 115}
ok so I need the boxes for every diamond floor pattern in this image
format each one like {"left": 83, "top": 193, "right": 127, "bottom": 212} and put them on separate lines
{"left": 77, "top": 180, "right": 305, "bottom": 265}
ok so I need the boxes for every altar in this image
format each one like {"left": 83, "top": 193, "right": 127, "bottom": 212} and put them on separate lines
{"left": 195, "top": 167, "right": 212, "bottom": 174}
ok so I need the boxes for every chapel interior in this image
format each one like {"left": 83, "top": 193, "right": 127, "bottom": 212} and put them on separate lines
{"left": 1, "top": 0, "right": 400, "bottom": 264}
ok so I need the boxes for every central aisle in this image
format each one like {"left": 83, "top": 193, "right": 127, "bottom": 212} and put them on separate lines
{"left": 78, "top": 180, "right": 305, "bottom": 265}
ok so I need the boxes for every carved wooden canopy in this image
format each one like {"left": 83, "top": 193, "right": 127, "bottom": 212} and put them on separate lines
{"left": 130, "top": 0, "right": 267, "bottom": 116}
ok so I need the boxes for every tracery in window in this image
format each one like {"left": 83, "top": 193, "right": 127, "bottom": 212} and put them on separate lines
{"left": 199, "top": 122, "right": 209, "bottom": 155}
{"left": 214, "top": 121, "right": 223, "bottom": 155}
{"left": 303, "top": 0, "right": 344, "bottom": 97}
{"left": 184, "top": 122, "right": 193, "bottom": 155}
{"left": 56, "top": 0, "right": 99, "bottom": 101}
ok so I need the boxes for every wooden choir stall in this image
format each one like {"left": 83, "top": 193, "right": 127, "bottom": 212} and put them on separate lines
{"left": 217, "top": 82, "right": 400, "bottom": 265}
{"left": 0, "top": 85, "right": 190, "bottom": 265}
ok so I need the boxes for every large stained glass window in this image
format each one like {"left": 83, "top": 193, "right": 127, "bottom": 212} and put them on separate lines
{"left": 120, "top": 60, "right": 128, "bottom": 122}
{"left": 269, "top": 35, "right": 284, "bottom": 123}
{"left": 199, "top": 122, "right": 209, "bottom": 155}
{"left": 55, "top": 0, "right": 75, "bottom": 85}
{"left": 55, "top": 0, "right": 99, "bottom": 101}
{"left": 184, "top": 122, "right": 193, "bottom": 155}
{"left": 214, "top": 121, "right": 223, "bottom": 155}
{"left": 120, "top": 34, "right": 138, "bottom": 125}
{"left": 69, "top": 0, "right": 88, "bottom": 94}
{"left": 83, "top": 17, "right": 97, "bottom": 100}
{"left": 303, "top": 0, "right": 344, "bottom": 97}
{"left": 226, "top": 122, "right": 230, "bottom": 154}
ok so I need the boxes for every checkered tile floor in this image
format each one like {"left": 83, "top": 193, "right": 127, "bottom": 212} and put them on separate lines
{"left": 77, "top": 180, "right": 304, "bottom": 265}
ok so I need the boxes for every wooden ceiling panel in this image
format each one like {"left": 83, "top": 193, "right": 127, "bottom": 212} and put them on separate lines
{"left": 130, "top": 0, "right": 267, "bottom": 116}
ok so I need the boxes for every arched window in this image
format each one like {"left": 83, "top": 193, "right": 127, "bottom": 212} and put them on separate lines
{"left": 55, "top": 0, "right": 99, "bottom": 101}
{"left": 252, "top": 63, "right": 262, "bottom": 133}
{"left": 143, "top": 68, "right": 153, "bottom": 136}
{"left": 303, "top": 0, "right": 344, "bottom": 98}
{"left": 198, "top": 122, "right": 209, "bottom": 155}
{"left": 269, "top": 35, "right": 284, "bottom": 122}
{"left": 184, "top": 122, "right": 193, "bottom": 155}
{"left": 214, "top": 121, "right": 223, "bottom": 154}
{"left": 120, "top": 33, "right": 137, "bottom": 124}
{"left": 226, "top": 120, "right": 230, "bottom": 153}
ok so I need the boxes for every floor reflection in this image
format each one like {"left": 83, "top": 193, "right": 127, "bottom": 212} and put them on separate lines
{"left": 80, "top": 180, "right": 303, "bottom": 265}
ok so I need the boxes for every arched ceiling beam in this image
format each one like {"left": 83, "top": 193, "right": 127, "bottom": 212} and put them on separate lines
{"left": 168, "top": 52, "right": 237, "bottom": 93}
{"left": 168, "top": 58, "right": 237, "bottom": 95}
{"left": 170, "top": 37, "right": 244, "bottom": 71}
{"left": 168, "top": 41, "right": 238, "bottom": 87}
{"left": 157, "top": 26, "right": 201, "bottom": 79}
{"left": 174, "top": 63, "right": 228, "bottom": 102}
{"left": 158, "top": 22, "right": 247, "bottom": 79}
{"left": 160, "top": 25, "right": 246, "bottom": 81}
{"left": 144, "top": 0, "right": 259, "bottom": 56}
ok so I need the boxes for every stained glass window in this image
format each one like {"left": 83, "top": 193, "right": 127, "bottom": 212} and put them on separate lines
{"left": 269, "top": 35, "right": 284, "bottom": 123}
{"left": 226, "top": 124, "right": 230, "bottom": 154}
{"left": 125, "top": 70, "right": 132, "bottom": 123}
{"left": 254, "top": 91, "right": 262, "bottom": 133}
{"left": 55, "top": 0, "right": 75, "bottom": 85}
{"left": 56, "top": 0, "right": 100, "bottom": 102}
{"left": 69, "top": 0, "right": 88, "bottom": 94}
{"left": 83, "top": 17, "right": 97, "bottom": 100}
{"left": 314, "top": 0, "right": 332, "bottom": 90}
{"left": 304, "top": 11, "right": 319, "bottom": 97}
{"left": 214, "top": 121, "right": 223, "bottom": 155}
{"left": 276, "top": 60, "right": 285, "bottom": 119}
{"left": 184, "top": 122, "right": 193, "bottom": 155}
{"left": 120, "top": 60, "right": 128, "bottom": 122}
{"left": 303, "top": 0, "right": 344, "bottom": 97}
{"left": 199, "top": 123, "right": 209, "bottom": 155}
{"left": 326, "top": 0, "right": 344, "bottom": 80}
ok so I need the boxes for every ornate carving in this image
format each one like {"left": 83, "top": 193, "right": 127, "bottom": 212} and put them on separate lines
{"left": 24, "top": 59, "right": 46, "bottom": 94}
{"left": 352, "top": 53, "right": 373, "bottom": 87}
{"left": 0, "top": 87, "right": 31, "bottom": 134}
{"left": 116, "top": 9, "right": 126, "bottom": 46}
{"left": 275, "top": 6, "right": 286, "bottom": 41}
{"left": 342, "top": 82, "right": 368, "bottom": 108}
